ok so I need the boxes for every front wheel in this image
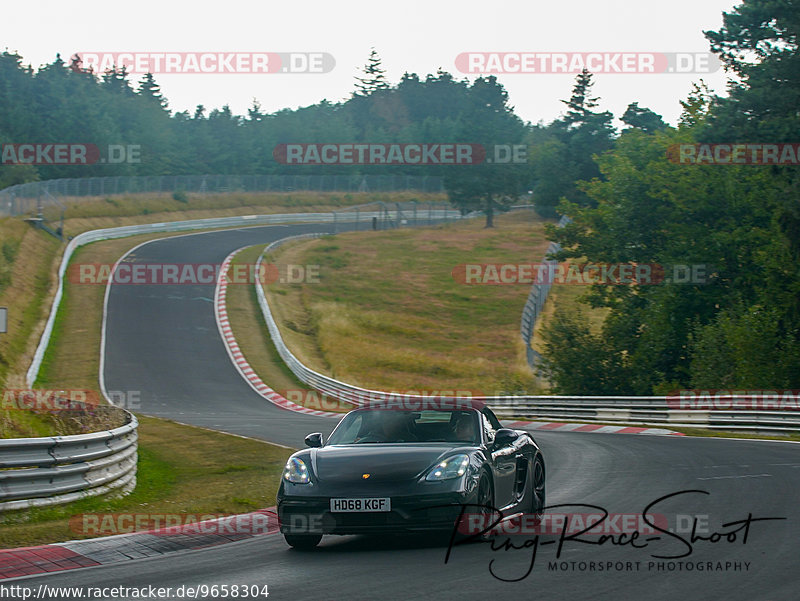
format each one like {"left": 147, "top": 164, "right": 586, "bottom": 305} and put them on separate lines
{"left": 531, "top": 455, "right": 546, "bottom": 517}
{"left": 284, "top": 533, "right": 322, "bottom": 550}
{"left": 475, "top": 471, "right": 497, "bottom": 540}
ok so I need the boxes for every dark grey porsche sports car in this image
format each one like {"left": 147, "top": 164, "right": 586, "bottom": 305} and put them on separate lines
{"left": 276, "top": 402, "right": 545, "bottom": 549}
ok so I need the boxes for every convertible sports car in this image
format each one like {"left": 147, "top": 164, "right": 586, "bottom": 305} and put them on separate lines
{"left": 276, "top": 401, "right": 545, "bottom": 549}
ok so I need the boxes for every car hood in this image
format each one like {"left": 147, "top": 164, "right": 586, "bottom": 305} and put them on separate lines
{"left": 311, "top": 444, "right": 466, "bottom": 483}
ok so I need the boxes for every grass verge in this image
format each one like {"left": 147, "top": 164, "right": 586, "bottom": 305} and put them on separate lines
{"left": 0, "top": 416, "right": 292, "bottom": 549}
{"left": 223, "top": 246, "right": 315, "bottom": 402}
{"left": 39, "top": 191, "right": 443, "bottom": 224}
{"left": 262, "top": 211, "right": 553, "bottom": 395}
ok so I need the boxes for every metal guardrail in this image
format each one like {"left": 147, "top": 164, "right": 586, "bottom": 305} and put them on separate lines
{"left": 0, "top": 407, "right": 138, "bottom": 511}
{"left": 15, "top": 203, "right": 794, "bottom": 515}
{"left": 17, "top": 211, "right": 352, "bottom": 510}
{"left": 256, "top": 236, "right": 364, "bottom": 409}
{"left": 256, "top": 230, "right": 800, "bottom": 434}
{"left": 254, "top": 209, "right": 467, "bottom": 408}
{"left": 26, "top": 212, "right": 343, "bottom": 387}
{"left": 18, "top": 208, "right": 463, "bottom": 510}
{"left": 486, "top": 396, "right": 800, "bottom": 432}
{"left": 27, "top": 209, "right": 465, "bottom": 387}
{"left": 520, "top": 214, "right": 571, "bottom": 367}
{"left": 332, "top": 201, "right": 461, "bottom": 233}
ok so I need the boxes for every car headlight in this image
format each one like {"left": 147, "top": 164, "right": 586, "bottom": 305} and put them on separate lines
{"left": 283, "top": 457, "right": 311, "bottom": 484}
{"left": 425, "top": 454, "right": 470, "bottom": 481}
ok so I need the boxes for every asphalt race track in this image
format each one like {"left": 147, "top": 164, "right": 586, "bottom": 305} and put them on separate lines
{"left": 102, "top": 223, "right": 346, "bottom": 447}
{"left": 19, "top": 224, "right": 800, "bottom": 600}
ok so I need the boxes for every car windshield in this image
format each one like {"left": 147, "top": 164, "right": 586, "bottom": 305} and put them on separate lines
{"left": 327, "top": 409, "right": 480, "bottom": 445}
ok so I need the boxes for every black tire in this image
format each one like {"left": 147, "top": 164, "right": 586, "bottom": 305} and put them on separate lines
{"left": 531, "top": 455, "right": 546, "bottom": 518}
{"left": 475, "top": 471, "right": 496, "bottom": 540}
{"left": 284, "top": 533, "right": 322, "bottom": 550}
{"left": 452, "top": 471, "right": 496, "bottom": 542}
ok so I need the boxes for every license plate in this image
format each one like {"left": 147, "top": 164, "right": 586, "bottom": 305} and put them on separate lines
{"left": 330, "top": 497, "right": 391, "bottom": 512}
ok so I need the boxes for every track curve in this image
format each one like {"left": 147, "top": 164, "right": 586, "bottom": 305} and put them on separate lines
{"left": 101, "top": 223, "right": 345, "bottom": 447}
{"left": 20, "top": 223, "right": 800, "bottom": 600}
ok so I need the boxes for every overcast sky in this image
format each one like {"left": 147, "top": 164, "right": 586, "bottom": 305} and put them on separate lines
{"left": 2, "top": 0, "right": 741, "bottom": 127}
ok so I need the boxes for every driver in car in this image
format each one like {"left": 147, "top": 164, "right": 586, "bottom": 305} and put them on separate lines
{"left": 449, "top": 413, "right": 476, "bottom": 442}
{"left": 356, "top": 411, "right": 418, "bottom": 443}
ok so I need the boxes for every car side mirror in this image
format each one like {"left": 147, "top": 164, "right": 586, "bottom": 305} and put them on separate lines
{"left": 304, "top": 432, "right": 323, "bottom": 448}
{"left": 493, "top": 428, "right": 519, "bottom": 447}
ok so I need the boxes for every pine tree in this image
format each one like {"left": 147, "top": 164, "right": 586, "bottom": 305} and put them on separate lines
{"left": 137, "top": 73, "right": 167, "bottom": 108}
{"left": 561, "top": 69, "right": 600, "bottom": 127}
{"left": 68, "top": 53, "right": 88, "bottom": 74}
{"left": 354, "top": 48, "right": 389, "bottom": 96}
{"left": 101, "top": 65, "right": 134, "bottom": 96}
{"left": 621, "top": 102, "right": 666, "bottom": 133}
{"left": 247, "top": 98, "right": 264, "bottom": 122}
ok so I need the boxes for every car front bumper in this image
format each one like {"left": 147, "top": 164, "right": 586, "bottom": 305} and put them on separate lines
{"left": 278, "top": 491, "right": 480, "bottom": 535}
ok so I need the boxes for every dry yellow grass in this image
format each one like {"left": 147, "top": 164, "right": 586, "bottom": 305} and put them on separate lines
{"left": 0, "top": 220, "right": 62, "bottom": 389}
{"left": 263, "top": 211, "right": 557, "bottom": 395}
{"left": 41, "top": 191, "right": 445, "bottom": 232}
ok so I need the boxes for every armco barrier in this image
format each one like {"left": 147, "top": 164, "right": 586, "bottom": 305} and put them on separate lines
{"left": 19, "top": 204, "right": 796, "bottom": 514}
{"left": 256, "top": 236, "right": 366, "bottom": 408}
{"left": 255, "top": 240, "right": 800, "bottom": 433}
{"left": 486, "top": 396, "right": 800, "bottom": 433}
{"left": 16, "top": 212, "right": 349, "bottom": 510}
{"left": 26, "top": 209, "right": 461, "bottom": 387}
{"left": 520, "top": 214, "right": 571, "bottom": 367}
{"left": 13, "top": 210, "right": 459, "bottom": 515}
{"left": 26, "top": 212, "right": 336, "bottom": 387}
{"left": 0, "top": 408, "right": 137, "bottom": 511}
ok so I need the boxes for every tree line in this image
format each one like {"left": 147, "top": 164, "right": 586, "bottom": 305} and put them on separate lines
{"left": 0, "top": 46, "right": 629, "bottom": 225}
{"left": 538, "top": 0, "right": 800, "bottom": 393}
{"left": 0, "top": 0, "right": 795, "bottom": 392}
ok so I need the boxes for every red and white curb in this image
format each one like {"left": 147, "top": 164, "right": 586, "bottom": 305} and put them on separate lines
{"left": 214, "top": 249, "right": 684, "bottom": 433}
{"left": 504, "top": 420, "right": 684, "bottom": 436}
{"left": 214, "top": 251, "right": 340, "bottom": 418}
{"left": 0, "top": 509, "right": 279, "bottom": 580}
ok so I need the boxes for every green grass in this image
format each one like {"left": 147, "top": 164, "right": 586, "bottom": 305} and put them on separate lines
{"left": 0, "top": 416, "right": 293, "bottom": 548}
